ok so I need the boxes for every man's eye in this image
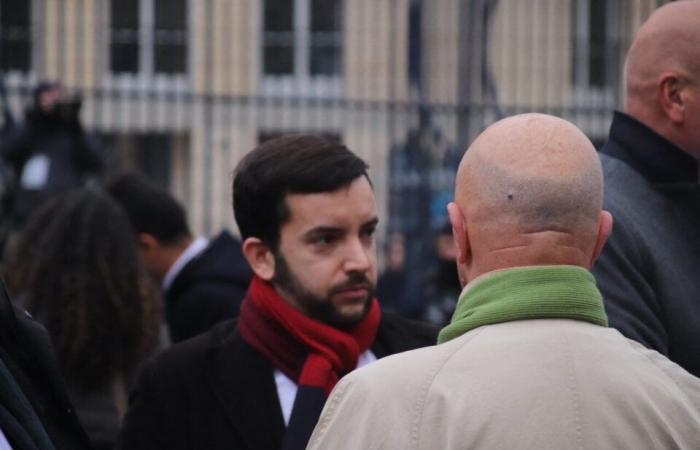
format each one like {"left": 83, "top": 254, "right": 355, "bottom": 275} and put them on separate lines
{"left": 314, "top": 235, "right": 335, "bottom": 246}
{"left": 363, "top": 226, "right": 376, "bottom": 237}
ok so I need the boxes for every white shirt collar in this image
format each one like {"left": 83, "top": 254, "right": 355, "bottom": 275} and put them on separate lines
{"left": 162, "top": 236, "right": 209, "bottom": 292}
{"left": 274, "top": 349, "right": 377, "bottom": 424}
{"left": 0, "top": 427, "right": 12, "bottom": 450}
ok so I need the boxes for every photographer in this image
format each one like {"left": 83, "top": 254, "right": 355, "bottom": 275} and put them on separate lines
{"left": 0, "top": 80, "right": 104, "bottom": 230}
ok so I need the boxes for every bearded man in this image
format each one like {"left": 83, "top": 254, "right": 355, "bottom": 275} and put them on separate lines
{"left": 117, "top": 134, "right": 437, "bottom": 450}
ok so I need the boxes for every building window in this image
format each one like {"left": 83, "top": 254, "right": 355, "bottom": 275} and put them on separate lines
{"left": 0, "top": 0, "right": 32, "bottom": 72}
{"left": 571, "top": 0, "right": 616, "bottom": 90}
{"left": 110, "top": 0, "right": 139, "bottom": 73}
{"left": 263, "top": 0, "right": 294, "bottom": 75}
{"left": 110, "top": 0, "right": 188, "bottom": 76}
{"left": 586, "top": 0, "right": 606, "bottom": 88}
{"left": 102, "top": 131, "right": 177, "bottom": 189}
{"left": 309, "top": 0, "right": 342, "bottom": 76}
{"left": 262, "top": 0, "right": 343, "bottom": 92}
{"left": 154, "top": 0, "right": 187, "bottom": 74}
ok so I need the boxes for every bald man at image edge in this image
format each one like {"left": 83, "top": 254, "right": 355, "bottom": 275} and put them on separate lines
{"left": 591, "top": 0, "right": 700, "bottom": 378}
{"left": 306, "top": 114, "right": 700, "bottom": 450}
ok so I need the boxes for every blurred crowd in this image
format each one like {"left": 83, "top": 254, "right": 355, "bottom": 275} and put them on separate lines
{"left": 0, "top": 2, "right": 699, "bottom": 450}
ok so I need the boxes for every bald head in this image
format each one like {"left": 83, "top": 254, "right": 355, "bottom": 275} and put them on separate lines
{"left": 625, "top": 0, "right": 700, "bottom": 155}
{"left": 448, "top": 114, "right": 612, "bottom": 282}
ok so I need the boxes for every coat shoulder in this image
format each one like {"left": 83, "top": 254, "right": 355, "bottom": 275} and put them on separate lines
{"left": 147, "top": 319, "right": 238, "bottom": 374}
{"left": 375, "top": 311, "right": 439, "bottom": 355}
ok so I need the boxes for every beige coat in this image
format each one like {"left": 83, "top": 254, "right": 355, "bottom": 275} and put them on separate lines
{"left": 308, "top": 319, "right": 700, "bottom": 450}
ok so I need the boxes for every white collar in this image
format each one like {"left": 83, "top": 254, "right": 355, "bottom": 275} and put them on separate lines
{"left": 274, "top": 349, "right": 377, "bottom": 425}
{"left": 162, "top": 236, "right": 209, "bottom": 292}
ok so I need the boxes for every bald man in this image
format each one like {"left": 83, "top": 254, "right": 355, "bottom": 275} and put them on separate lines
{"left": 592, "top": 1, "right": 700, "bottom": 377}
{"left": 307, "top": 114, "right": 700, "bottom": 450}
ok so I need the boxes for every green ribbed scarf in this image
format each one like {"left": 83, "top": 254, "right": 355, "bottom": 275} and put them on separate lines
{"left": 437, "top": 265, "right": 608, "bottom": 344}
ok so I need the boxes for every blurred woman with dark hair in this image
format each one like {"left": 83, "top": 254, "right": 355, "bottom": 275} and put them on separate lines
{"left": 3, "top": 188, "right": 162, "bottom": 450}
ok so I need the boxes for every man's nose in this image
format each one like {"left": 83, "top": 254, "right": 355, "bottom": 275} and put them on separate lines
{"left": 342, "top": 238, "right": 372, "bottom": 273}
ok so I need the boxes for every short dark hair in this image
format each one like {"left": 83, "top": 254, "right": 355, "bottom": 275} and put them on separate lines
{"left": 105, "top": 172, "right": 190, "bottom": 244}
{"left": 233, "top": 134, "right": 370, "bottom": 250}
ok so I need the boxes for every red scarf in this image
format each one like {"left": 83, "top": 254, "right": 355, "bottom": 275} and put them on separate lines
{"left": 239, "top": 275, "right": 381, "bottom": 395}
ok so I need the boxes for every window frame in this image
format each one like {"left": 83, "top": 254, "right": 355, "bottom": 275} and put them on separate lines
{"left": 261, "top": 0, "right": 343, "bottom": 97}
{"left": 104, "top": 0, "right": 189, "bottom": 91}
{"left": 0, "top": 0, "right": 38, "bottom": 80}
{"left": 570, "top": 0, "right": 618, "bottom": 105}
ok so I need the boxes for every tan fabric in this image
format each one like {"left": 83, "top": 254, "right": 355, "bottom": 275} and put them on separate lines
{"left": 308, "top": 319, "right": 700, "bottom": 450}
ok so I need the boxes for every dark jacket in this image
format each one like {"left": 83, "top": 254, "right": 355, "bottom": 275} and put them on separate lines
{"left": 166, "top": 231, "right": 253, "bottom": 342}
{"left": 593, "top": 111, "right": 700, "bottom": 377}
{"left": 0, "top": 281, "right": 92, "bottom": 450}
{"left": 117, "top": 312, "right": 438, "bottom": 450}
{"left": 0, "top": 112, "right": 102, "bottom": 225}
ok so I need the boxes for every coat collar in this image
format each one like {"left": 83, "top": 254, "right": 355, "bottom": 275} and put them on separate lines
{"left": 602, "top": 111, "right": 699, "bottom": 184}
{"left": 199, "top": 313, "right": 428, "bottom": 449}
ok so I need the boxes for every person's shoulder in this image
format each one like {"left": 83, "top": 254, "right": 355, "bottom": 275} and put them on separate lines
{"left": 599, "top": 153, "right": 649, "bottom": 194}
{"left": 623, "top": 335, "right": 700, "bottom": 391}
{"left": 599, "top": 151, "right": 629, "bottom": 175}
{"left": 3, "top": 298, "right": 54, "bottom": 358}
{"left": 345, "top": 332, "right": 466, "bottom": 396}
{"left": 599, "top": 153, "right": 661, "bottom": 228}
{"left": 378, "top": 311, "right": 439, "bottom": 345}
{"left": 146, "top": 318, "right": 238, "bottom": 373}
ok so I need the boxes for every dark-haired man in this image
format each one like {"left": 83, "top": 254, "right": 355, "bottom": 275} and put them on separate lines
{"left": 106, "top": 173, "right": 253, "bottom": 342}
{"left": 117, "top": 135, "right": 437, "bottom": 450}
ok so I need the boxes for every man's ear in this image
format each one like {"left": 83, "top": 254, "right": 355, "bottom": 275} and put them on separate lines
{"left": 658, "top": 71, "right": 686, "bottom": 124}
{"left": 447, "top": 202, "right": 470, "bottom": 265}
{"left": 590, "top": 210, "right": 613, "bottom": 267}
{"left": 137, "top": 233, "right": 160, "bottom": 254}
{"left": 242, "top": 237, "right": 275, "bottom": 281}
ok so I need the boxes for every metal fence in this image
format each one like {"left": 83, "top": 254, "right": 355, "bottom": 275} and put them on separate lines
{"left": 0, "top": 0, "right": 667, "bottom": 272}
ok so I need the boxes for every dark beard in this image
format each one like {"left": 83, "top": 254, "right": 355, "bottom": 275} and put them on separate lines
{"left": 273, "top": 252, "right": 374, "bottom": 329}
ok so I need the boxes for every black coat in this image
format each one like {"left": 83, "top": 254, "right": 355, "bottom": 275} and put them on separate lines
{"left": 0, "top": 113, "right": 103, "bottom": 225}
{"left": 117, "top": 313, "right": 438, "bottom": 450}
{"left": 166, "top": 231, "right": 253, "bottom": 342}
{"left": 593, "top": 111, "right": 700, "bottom": 377}
{"left": 0, "top": 282, "right": 92, "bottom": 450}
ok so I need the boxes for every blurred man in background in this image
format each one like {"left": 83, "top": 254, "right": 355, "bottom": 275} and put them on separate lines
{"left": 107, "top": 173, "right": 253, "bottom": 343}
{"left": 0, "top": 80, "right": 103, "bottom": 231}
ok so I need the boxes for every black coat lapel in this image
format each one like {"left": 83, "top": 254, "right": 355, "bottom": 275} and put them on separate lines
{"left": 204, "top": 327, "right": 286, "bottom": 450}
